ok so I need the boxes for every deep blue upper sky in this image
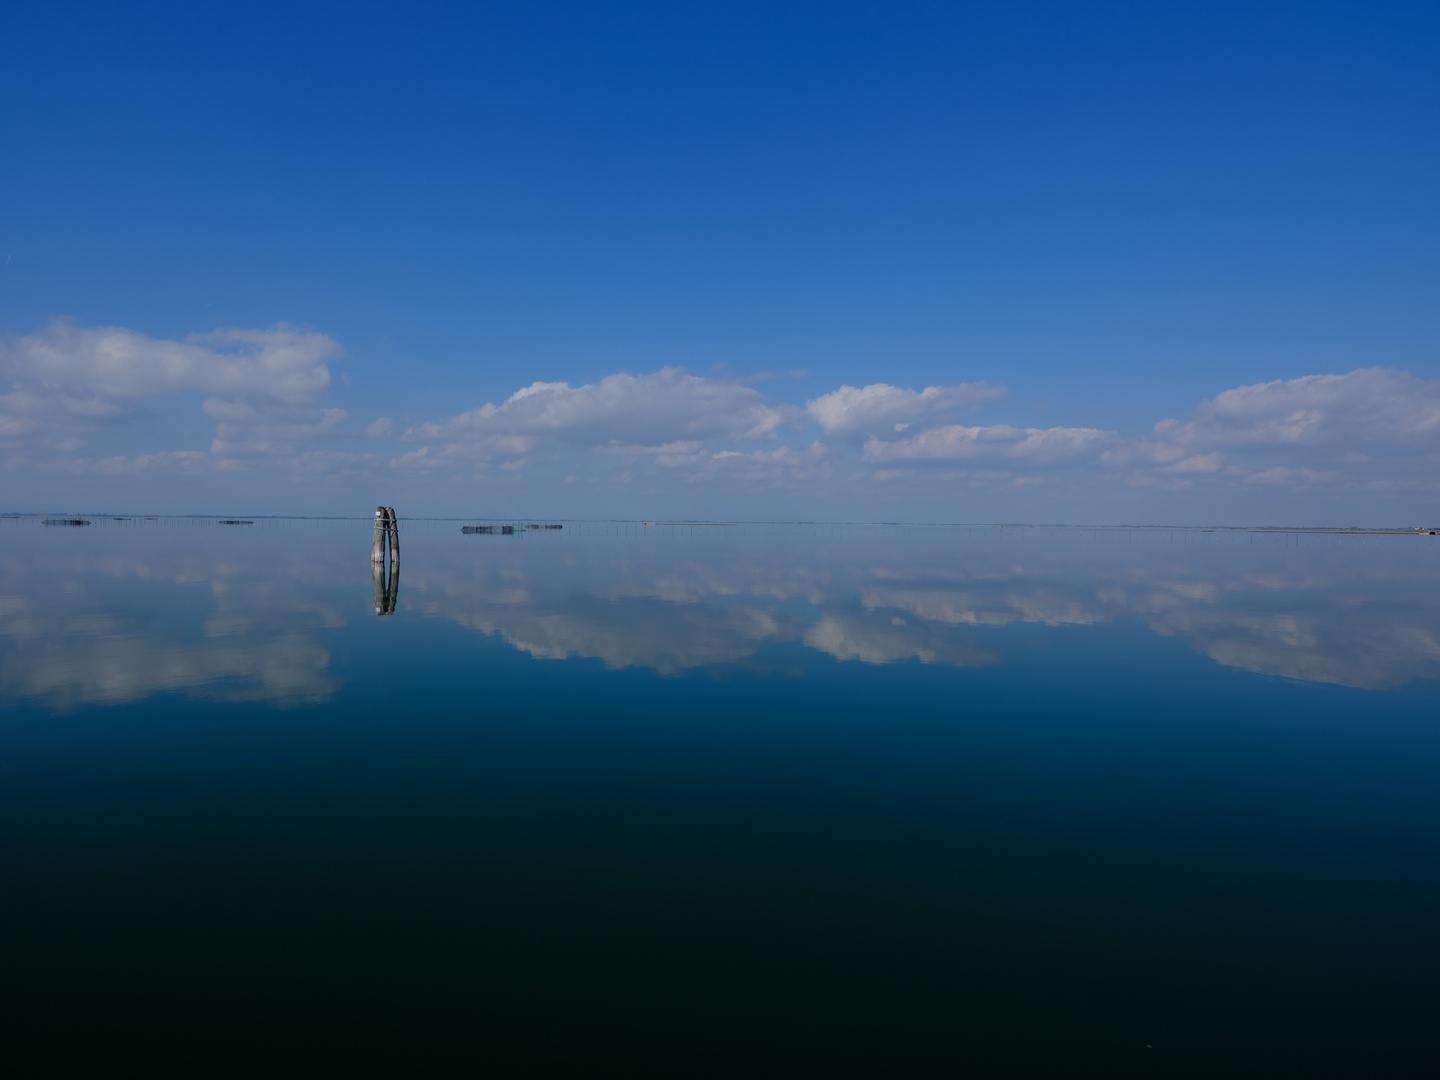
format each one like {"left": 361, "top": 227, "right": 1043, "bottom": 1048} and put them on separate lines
{"left": 2, "top": 1, "right": 1438, "bottom": 520}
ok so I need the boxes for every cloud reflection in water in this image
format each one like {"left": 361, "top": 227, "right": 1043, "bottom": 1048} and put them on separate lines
{"left": 1, "top": 520, "right": 1438, "bottom": 709}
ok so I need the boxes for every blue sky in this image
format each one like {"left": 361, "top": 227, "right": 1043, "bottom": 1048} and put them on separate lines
{"left": 2, "top": 1, "right": 1438, "bottom": 521}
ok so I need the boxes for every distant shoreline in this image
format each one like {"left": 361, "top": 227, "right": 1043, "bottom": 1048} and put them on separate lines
{"left": 0, "top": 514, "right": 1435, "bottom": 534}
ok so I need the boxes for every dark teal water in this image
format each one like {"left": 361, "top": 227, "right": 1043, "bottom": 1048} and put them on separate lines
{"left": 1, "top": 519, "right": 1437, "bottom": 1076}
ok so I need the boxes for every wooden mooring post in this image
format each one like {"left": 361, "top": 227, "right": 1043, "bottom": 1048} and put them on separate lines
{"left": 372, "top": 506, "right": 387, "bottom": 564}
{"left": 371, "top": 505, "right": 399, "bottom": 615}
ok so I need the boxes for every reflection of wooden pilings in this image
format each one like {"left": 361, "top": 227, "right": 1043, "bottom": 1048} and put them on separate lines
{"left": 372, "top": 506, "right": 387, "bottom": 564}
{"left": 373, "top": 559, "right": 399, "bottom": 616}
{"left": 386, "top": 506, "right": 399, "bottom": 565}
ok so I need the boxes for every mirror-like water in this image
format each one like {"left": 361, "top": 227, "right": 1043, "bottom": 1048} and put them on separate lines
{"left": 2, "top": 519, "right": 1436, "bottom": 1074}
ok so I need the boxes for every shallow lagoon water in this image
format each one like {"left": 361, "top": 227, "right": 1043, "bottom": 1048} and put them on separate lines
{"left": 1, "top": 518, "right": 1437, "bottom": 1075}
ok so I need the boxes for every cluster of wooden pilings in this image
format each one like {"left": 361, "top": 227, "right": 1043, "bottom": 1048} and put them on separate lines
{"left": 371, "top": 506, "right": 399, "bottom": 616}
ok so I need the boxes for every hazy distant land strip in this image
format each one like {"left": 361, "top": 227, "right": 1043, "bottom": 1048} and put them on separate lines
{"left": 2, "top": 515, "right": 1437, "bottom": 534}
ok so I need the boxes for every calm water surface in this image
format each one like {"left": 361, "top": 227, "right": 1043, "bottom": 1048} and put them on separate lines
{"left": 1, "top": 519, "right": 1437, "bottom": 1075}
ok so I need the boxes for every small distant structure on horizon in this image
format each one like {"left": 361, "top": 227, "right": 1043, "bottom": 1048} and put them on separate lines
{"left": 461, "top": 523, "right": 562, "bottom": 535}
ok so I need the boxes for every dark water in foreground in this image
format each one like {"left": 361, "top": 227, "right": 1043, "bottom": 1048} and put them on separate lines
{"left": 1, "top": 518, "right": 1437, "bottom": 1076}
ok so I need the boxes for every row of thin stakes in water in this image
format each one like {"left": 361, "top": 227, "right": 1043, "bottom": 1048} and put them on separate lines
{"left": 462, "top": 524, "right": 565, "bottom": 535}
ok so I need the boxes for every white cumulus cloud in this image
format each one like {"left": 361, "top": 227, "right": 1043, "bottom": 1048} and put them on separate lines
{"left": 402, "top": 368, "right": 803, "bottom": 466}
{"left": 1137, "top": 368, "right": 1440, "bottom": 463}
{"left": 0, "top": 319, "right": 352, "bottom": 477}
{"left": 1102, "top": 367, "right": 1440, "bottom": 491}
{"left": 1, "top": 319, "right": 337, "bottom": 406}
{"left": 7, "top": 316, "right": 1440, "bottom": 511}
{"left": 806, "top": 381, "right": 1004, "bottom": 437}
{"left": 863, "top": 423, "right": 1117, "bottom": 466}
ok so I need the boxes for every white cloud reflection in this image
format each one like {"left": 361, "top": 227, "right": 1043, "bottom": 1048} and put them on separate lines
{"left": 399, "top": 526, "right": 1440, "bottom": 689}
{"left": 0, "top": 531, "right": 350, "bottom": 710}
{"left": 2, "top": 522, "right": 1439, "bottom": 710}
